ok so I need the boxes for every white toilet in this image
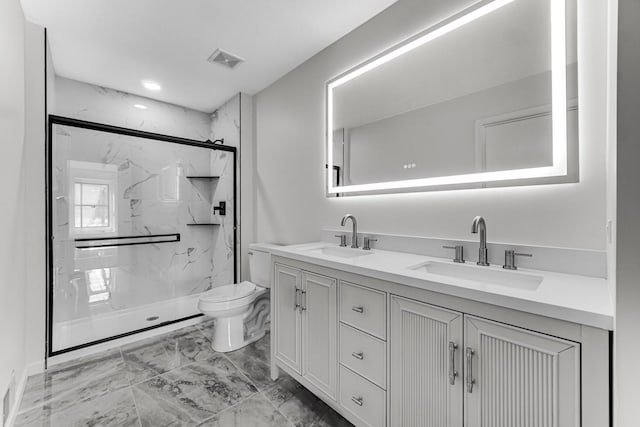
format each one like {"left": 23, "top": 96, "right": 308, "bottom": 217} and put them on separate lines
{"left": 198, "top": 246, "right": 271, "bottom": 352}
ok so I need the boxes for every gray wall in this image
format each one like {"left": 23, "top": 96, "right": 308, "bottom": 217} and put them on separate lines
{"left": 616, "top": 0, "right": 640, "bottom": 424}
{"left": 23, "top": 22, "right": 48, "bottom": 376}
{"left": 0, "top": 0, "right": 28, "bottom": 420}
{"left": 254, "top": 0, "right": 609, "bottom": 250}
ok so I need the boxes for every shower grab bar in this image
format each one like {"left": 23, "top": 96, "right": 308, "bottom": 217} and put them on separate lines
{"left": 74, "top": 233, "right": 180, "bottom": 249}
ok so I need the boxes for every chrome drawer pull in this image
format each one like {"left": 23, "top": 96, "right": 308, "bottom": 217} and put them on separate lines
{"left": 301, "top": 290, "right": 307, "bottom": 311}
{"left": 294, "top": 288, "right": 300, "bottom": 311}
{"left": 448, "top": 341, "right": 458, "bottom": 385}
{"left": 351, "top": 306, "right": 364, "bottom": 313}
{"left": 466, "top": 347, "right": 476, "bottom": 393}
{"left": 351, "top": 396, "right": 363, "bottom": 406}
{"left": 351, "top": 351, "right": 364, "bottom": 360}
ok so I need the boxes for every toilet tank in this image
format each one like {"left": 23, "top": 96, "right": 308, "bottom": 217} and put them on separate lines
{"left": 249, "top": 248, "right": 271, "bottom": 288}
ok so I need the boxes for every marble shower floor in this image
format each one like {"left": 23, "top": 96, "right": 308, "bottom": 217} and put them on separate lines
{"left": 15, "top": 322, "right": 353, "bottom": 427}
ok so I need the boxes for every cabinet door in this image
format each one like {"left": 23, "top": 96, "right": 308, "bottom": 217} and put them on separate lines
{"left": 390, "top": 296, "right": 463, "bottom": 427}
{"left": 274, "top": 264, "right": 302, "bottom": 374}
{"left": 301, "top": 271, "right": 337, "bottom": 399}
{"left": 464, "top": 315, "right": 580, "bottom": 427}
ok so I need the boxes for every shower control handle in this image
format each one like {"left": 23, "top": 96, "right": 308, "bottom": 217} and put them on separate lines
{"left": 213, "top": 201, "right": 226, "bottom": 216}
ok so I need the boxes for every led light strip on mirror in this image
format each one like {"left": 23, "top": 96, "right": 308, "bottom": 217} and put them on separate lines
{"left": 326, "top": 0, "right": 568, "bottom": 195}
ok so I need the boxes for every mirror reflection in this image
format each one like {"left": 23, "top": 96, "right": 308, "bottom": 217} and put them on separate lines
{"left": 328, "top": 0, "right": 577, "bottom": 194}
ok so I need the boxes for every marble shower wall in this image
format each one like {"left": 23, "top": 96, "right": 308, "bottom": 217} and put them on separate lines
{"left": 209, "top": 94, "right": 240, "bottom": 148}
{"left": 54, "top": 76, "right": 211, "bottom": 141}
{"left": 51, "top": 78, "right": 238, "bottom": 328}
{"left": 209, "top": 94, "right": 241, "bottom": 279}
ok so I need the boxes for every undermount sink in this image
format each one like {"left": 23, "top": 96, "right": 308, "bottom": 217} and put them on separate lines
{"left": 407, "top": 261, "right": 543, "bottom": 290}
{"left": 303, "top": 246, "right": 373, "bottom": 259}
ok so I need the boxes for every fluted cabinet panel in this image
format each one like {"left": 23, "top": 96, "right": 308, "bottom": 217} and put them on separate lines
{"left": 390, "top": 296, "right": 463, "bottom": 427}
{"left": 480, "top": 334, "right": 555, "bottom": 426}
{"left": 465, "top": 315, "right": 580, "bottom": 427}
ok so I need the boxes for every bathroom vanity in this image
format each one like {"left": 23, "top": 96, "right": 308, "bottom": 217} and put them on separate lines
{"left": 269, "top": 242, "right": 612, "bottom": 427}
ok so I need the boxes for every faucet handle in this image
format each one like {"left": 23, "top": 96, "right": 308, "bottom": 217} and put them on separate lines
{"left": 443, "top": 245, "right": 465, "bottom": 263}
{"left": 503, "top": 250, "right": 532, "bottom": 270}
{"left": 363, "top": 237, "right": 378, "bottom": 251}
{"left": 335, "top": 234, "right": 347, "bottom": 247}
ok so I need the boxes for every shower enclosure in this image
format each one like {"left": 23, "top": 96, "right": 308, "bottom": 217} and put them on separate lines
{"left": 47, "top": 116, "right": 237, "bottom": 355}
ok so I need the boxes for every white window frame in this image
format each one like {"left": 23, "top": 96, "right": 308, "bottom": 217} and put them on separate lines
{"left": 68, "top": 161, "right": 118, "bottom": 237}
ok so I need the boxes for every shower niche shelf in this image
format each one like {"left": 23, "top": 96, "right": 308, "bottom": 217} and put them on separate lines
{"left": 186, "top": 176, "right": 220, "bottom": 179}
{"left": 186, "top": 223, "right": 221, "bottom": 226}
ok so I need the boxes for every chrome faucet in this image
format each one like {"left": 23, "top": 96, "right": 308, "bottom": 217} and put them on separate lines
{"left": 471, "top": 216, "right": 489, "bottom": 266}
{"left": 340, "top": 214, "right": 358, "bottom": 248}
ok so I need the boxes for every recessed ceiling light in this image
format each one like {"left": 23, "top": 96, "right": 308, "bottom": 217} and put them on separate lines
{"left": 141, "top": 80, "right": 161, "bottom": 91}
{"left": 133, "top": 104, "right": 148, "bottom": 110}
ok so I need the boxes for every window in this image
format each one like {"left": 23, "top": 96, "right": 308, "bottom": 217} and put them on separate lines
{"left": 68, "top": 160, "right": 118, "bottom": 236}
{"left": 74, "top": 182, "right": 111, "bottom": 228}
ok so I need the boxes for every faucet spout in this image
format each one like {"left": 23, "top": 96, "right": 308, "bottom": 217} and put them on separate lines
{"left": 340, "top": 214, "right": 358, "bottom": 248}
{"left": 471, "top": 216, "right": 489, "bottom": 266}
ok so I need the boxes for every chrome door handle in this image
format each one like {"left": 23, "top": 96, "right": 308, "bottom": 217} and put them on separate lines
{"left": 294, "top": 288, "right": 300, "bottom": 311}
{"left": 300, "top": 290, "right": 307, "bottom": 311}
{"left": 351, "top": 396, "right": 363, "bottom": 406}
{"left": 448, "top": 341, "right": 458, "bottom": 385}
{"left": 351, "top": 306, "right": 364, "bottom": 313}
{"left": 466, "top": 347, "right": 475, "bottom": 393}
{"left": 351, "top": 351, "right": 364, "bottom": 360}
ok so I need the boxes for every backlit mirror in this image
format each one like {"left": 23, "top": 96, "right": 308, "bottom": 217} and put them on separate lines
{"left": 327, "top": 0, "right": 577, "bottom": 196}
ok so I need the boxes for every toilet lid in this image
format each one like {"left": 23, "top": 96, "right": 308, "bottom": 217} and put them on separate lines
{"left": 200, "top": 281, "right": 256, "bottom": 302}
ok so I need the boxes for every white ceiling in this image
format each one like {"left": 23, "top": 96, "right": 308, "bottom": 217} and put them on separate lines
{"left": 20, "top": 0, "right": 398, "bottom": 112}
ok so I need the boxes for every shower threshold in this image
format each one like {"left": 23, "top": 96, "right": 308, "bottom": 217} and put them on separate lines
{"left": 51, "top": 293, "right": 203, "bottom": 354}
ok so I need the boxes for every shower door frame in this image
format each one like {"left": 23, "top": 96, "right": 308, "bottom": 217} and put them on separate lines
{"left": 46, "top": 115, "right": 238, "bottom": 357}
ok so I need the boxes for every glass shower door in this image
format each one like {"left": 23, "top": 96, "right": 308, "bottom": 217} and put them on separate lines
{"left": 48, "top": 117, "right": 236, "bottom": 355}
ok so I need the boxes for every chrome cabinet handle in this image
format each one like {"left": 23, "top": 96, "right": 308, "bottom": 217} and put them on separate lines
{"left": 351, "top": 306, "right": 364, "bottom": 313}
{"left": 294, "top": 288, "right": 300, "bottom": 311}
{"left": 448, "top": 341, "right": 458, "bottom": 385}
{"left": 466, "top": 347, "right": 475, "bottom": 393}
{"left": 351, "top": 351, "right": 364, "bottom": 360}
{"left": 301, "top": 290, "right": 307, "bottom": 311}
{"left": 351, "top": 396, "right": 363, "bottom": 406}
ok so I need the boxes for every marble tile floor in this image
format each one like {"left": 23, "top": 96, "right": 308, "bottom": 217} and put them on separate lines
{"left": 15, "top": 321, "right": 353, "bottom": 427}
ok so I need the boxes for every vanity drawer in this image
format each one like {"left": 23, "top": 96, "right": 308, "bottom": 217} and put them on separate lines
{"left": 340, "top": 281, "right": 386, "bottom": 340}
{"left": 339, "top": 323, "right": 386, "bottom": 389}
{"left": 339, "top": 365, "right": 386, "bottom": 427}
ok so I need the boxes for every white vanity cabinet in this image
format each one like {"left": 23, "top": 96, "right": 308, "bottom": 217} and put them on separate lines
{"left": 274, "top": 263, "right": 302, "bottom": 373}
{"left": 390, "top": 296, "right": 580, "bottom": 427}
{"left": 271, "top": 256, "right": 609, "bottom": 427}
{"left": 273, "top": 263, "right": 338, "bottom": 399}
{"left": 464, "top": 315, "right": 580, "bottom": 427}
{"left": 390, "top": 296, "right": 464, "bottom": 427}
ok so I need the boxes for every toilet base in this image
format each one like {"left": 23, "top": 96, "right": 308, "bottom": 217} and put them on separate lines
{"left": 210, "top": 316, "right": 266, "bottom": 353}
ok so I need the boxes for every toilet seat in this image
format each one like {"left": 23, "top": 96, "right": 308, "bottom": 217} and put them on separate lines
{"left": 200, "top": 281, "right": 257, "bottom": 303}
{"left": 198, "top": 281, "right": 266, "bottom": 313}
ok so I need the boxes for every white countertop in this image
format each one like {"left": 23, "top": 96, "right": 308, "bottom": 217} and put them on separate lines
{"left": 268, "top": 242, "right": 614, "bottom": 330}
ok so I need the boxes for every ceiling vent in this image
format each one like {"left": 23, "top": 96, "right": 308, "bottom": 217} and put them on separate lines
{"left": 207, "top": 48, "right": 244, "bottom": 69}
